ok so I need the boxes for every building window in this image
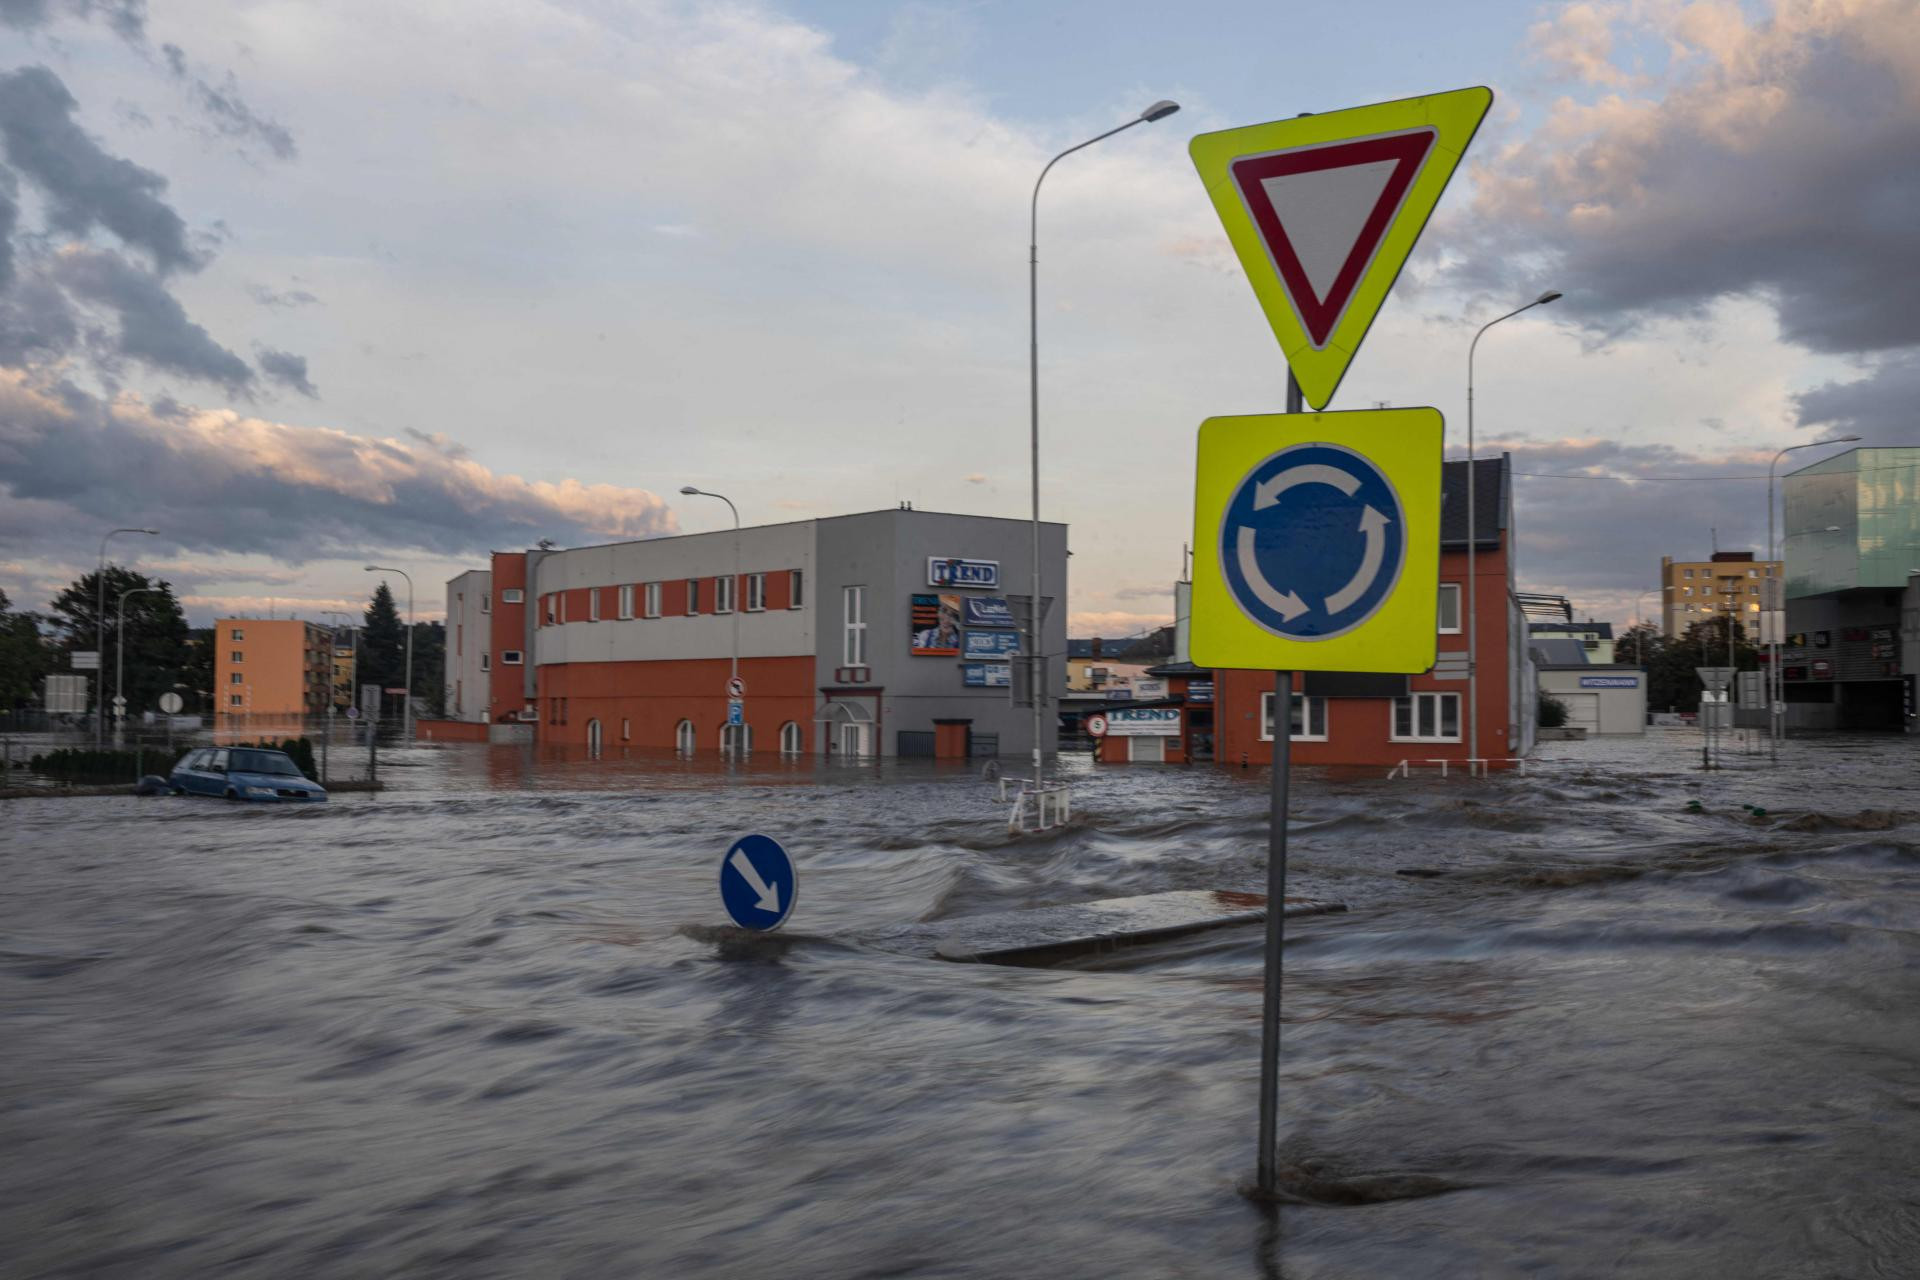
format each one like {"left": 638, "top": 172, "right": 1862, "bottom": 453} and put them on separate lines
{"left": 481, "top": 592, "right": 491, "bottom": 613}
{"left": 230, "top": 672, "right": 243, "bottom": 685}
{"left": 618, "top": 584, "right": 634, "bottom": 619}
{"left": 502, "top": 650, "right": 523, "bottom": 665}
{"left": 746, "top": 572, "right": 766, "bottom": 611}
{"left": 230, "top": 627, "right": 244, "bottom": 641}
{"left": 1260, "top": 692, "right": 1328, "bottom": 742}
{"left": 621, "top": 718, "right": 631, "bottom": 742}
{"left": 780, "top": 721, "right": 802, "bottom": 754}
{"left": 716, "top": 575, "right": 737, "bottom": 614}
{"left": 558, "top": 593, "right": 567, "bottom": 623}
{"left": 1683, "top": 569, "right": 1693, "bottom": 578}
{"left": 231, "top": 650, "right": 243, "bottom": 663}
{"left": 481, "top": 652, "right": 491, "bottom": 672}
{"left": 1748, "top": 568, "right": 1757, "bottom": 577}
{"left": 843, "top": 586, "right": 867, "bottom": 666}
{"left": 1438, "top": 583, "right": 1461, "bottom": 633}
{"left": 228, "top": 693, "right": 243, "bottom": 707}
{"left": 721, "top": 723, "right": 752, "bottom": 757}
{"left": 676, "top": 718, "right": 696, "bottom": 755}
{"left": 1749, "top": 585, "right": 1759, "bottom": 595}
{"left": 1392, "top": 692, "right": 1461, "bottom": 742}
{"left": 1682, "top": 587, "right": 1692, "bottom": 597}
{"left": 501, "top": 588, "right": 524, "bottom": 604}
{"left": 589, "top": 590, "right": 600, "bottom": 622}
{"left": 687, "top": 579, "right": 701, "bottom": 615}
{"left": 644, "top": 582, "right": 661, "bottom": 617}
{"left": 790, "top": 570, "right": 804, "bottom": 609}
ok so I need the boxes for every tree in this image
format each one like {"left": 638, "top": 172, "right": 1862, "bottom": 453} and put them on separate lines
{"left": 0, "top": 588, "right": 56, "bottom": 709}
{"left": 1629, "top": 617, "right": 1759, "bottom": 713}
{"left": 360, "top": 581, "right": 406, "bottom": 694}
{"left": 181, "top": 627, "right": 215, "bottom": 712}
{"left": 410, "top": 620, "right": 446, "bottom": 718}
{"left": 46, "top": 568, "right": 190, "bottom": 717}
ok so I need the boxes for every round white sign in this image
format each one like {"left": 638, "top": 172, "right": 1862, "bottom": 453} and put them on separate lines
{"left": 1086, "top": 713, "right": 1109, "bottom": 737}
{"left": 158, "top": 691, "right": 183, "bottom": 714}
{"left": 727, "top": 676, "right": 747, "bottom": 698}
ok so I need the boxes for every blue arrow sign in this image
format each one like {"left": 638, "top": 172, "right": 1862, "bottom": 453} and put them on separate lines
{"left": 1218, "top": 442, "right": 1406, "bottom": 640}
{"left": 719, "top": 833, "right": 796, "bottom": 931}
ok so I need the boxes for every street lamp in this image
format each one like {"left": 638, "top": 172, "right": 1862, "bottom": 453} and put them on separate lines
{"left": 1767, "top": 435, "right": 1859, "bottom": 750}
{"left": 115, "top": 585, "right": 156, "bottom": 741}
{"left": 681, "top": 486, "right": 743, "bottom": 754}
{"left": 1465, "top": 291, "right": 1558, "bottom": 764}
{"left": 1028, "top": 98, "right": 1179, "bottom": 800}
{"left": 94, "top": 526, "right": 159, "bottom": 746}
{"left": 363, "top": 566, "right": 414, "bottom": 743}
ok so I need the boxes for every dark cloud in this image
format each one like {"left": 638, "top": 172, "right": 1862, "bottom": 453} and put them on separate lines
{"left": 0, "top": 0, "right": 144, "bottom": 42}
{"left": 1460, "top": 1, "right": 1920, "bottom": 355}
{"left": 160, "top": 42, "right": 297, "bottom": 162}
{"left": 256, "top": 346, "right": 316, "bottom": 398}
{"left": 0, "top": 374, "right": 678, "bottom": 563}
{"left": 1796, "top": 354, "right": 1920, "bottom": 448}
{"left": 247, "top": 282, "right": 319, "bottom": 309}
{"left": 0, "top": 65, "right": 198, "bottom": 273}
{"left": 53, "top": 247, "right": 252, "bottom": 388}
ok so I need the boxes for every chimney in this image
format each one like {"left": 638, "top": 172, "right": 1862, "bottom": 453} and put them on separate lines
{"left": 1092, "top": 637, "right": 1103, "bottom": 660}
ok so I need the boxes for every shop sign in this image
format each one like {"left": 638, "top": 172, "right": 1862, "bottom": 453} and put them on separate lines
{"left": 1186, "top": 680, "right": 1215, "bottom": 703}
{"left": 928, "top": 557, "right": 999, "bottom": 588}
{"left": 962, "top": 630, "right": 1020, "bottom": 661}
{"left": 1133, "top": 678, "right": 1169, "bottom": 700}
{"left": 1103, "top": 707, "right": 1181, "bottom": 737}
{"left": 910, "top": 594, "right": 961, "bottom": 656}
{"left": 962, "top": 663, "right": 1010, "bottom": 688}
{"left": 963, "top": 596, "right": 1015, "bottom": 628}
{"left": 1579, "top": 675, "right": 1639, "bottom": 689}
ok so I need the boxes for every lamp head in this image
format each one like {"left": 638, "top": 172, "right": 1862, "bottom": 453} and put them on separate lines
{"left": 1140, "top": 100, "right": 1180, "bottom": 123}
{"left": 363, "top": 565, "right": 378, "bottom": 572}
{"left": 1536, "top": 290, "right": 1563, "bottom": 305}
{"left": 679, "top": 486, "right": 701, "bottom": 496}
{"left": 140, "top": 527, "right": 159, "bottom": 535}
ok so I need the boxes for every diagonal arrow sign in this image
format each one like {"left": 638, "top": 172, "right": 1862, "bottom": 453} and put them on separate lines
{"left": 1254, "top": 463, "right": 1360, "bottom": 510}
{"left": 1236, "top": 527, "right": 1308, "bottom": 621}
{"left": 727, "top": 848, "right": 781, "bottom": 914}
{"left": 1324, "top": 505, "right": 1391, "bottom": 614}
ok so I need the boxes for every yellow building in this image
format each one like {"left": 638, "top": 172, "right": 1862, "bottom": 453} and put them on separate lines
{"left": 330, "top": 633, "right": 357, "bottom": 707}
{"left": 215, "top": 619, "right": 333, "bottom": 724}
{"left": 1658, "top": 552, "right": 1780, "bottom": 636}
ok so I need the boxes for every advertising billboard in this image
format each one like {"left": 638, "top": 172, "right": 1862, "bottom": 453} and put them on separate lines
{"left": 910, "top": 594, "right": 961, "bottom": 656}
{"left": 962, "top": 630, "right": 1020, "bottom": 661}
{"left": 962, "top": 663, "right": 1011, "bottom": 688}
{"left": 928, "top": 557, "right": 1000, "bottom": 588}
{"left": 962, "top": 596, "right": 1015, "bottom": 628}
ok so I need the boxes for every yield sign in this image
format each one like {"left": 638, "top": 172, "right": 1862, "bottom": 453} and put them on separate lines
{"left": 1190, "top": 87, "right": 1492, "bottom": 410}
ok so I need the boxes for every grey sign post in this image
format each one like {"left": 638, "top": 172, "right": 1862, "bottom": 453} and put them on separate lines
{"left": 1696, "top": 666, "right": 1733, "bottom": 770}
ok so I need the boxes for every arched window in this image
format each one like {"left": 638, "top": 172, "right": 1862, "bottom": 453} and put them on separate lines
{"left": 720, "top": 722, "right": 753, "bottom": 757}
{"left": 620, "top": 718, "right": 631, "bottom": 742}
{"left": 586, "top": 718, "right": 603, "bottom": 758}
{"left": 779, "top": 721, "right": 802, "bottom": 754}
{"left": 675, "top": 718, "right": 696, "bottom": 755}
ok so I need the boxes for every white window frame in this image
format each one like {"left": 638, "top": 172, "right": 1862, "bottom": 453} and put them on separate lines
{"left": 843, "top": 585, "right": 867, "bottom": 666}
{"left": 481, "top": 592, "right": 491, "bottom": 613}
{"left": 643, "top": 582, "right": 661, "bottom": 618}
{"left": 790, "top": 570, "right": 804, "bottom": 609}
{"left": 558, "top": 592, "right": 567, "bottom": 623}
{"left": 686, "top": 579, "right": 701, "bottom": 615}
{"left": 1390, "top": 692, "right": 1462, "bottom": 743}
{"left": 501, "top": 588, "right": 524, "bottom": 604}
{"left": 228, "top": 693, "right": 243, "bottom": 707}
{"left": 230, "top": 671, "right": 243, "bottom": 685}
{"left": 231, "top": 650, "right": 244, "bottom": 663}
{"left": 746, "top": 572, "right": 766, "bottom": 612}
{"left": 716, "top": 575, "right": 737, "bottom": 614}
{"left": 618, "top": 584, "right": 634, "bottom": 619}
{"left": 481, "top": 652, "right": 491, "bottom": 672}
{"left": 1438, "top": 583, "right": 1462, "bottom": 634}
{"left": 501, "top": 650, "right": 523, "bottom": 666}
{"left": 1259, "top": 691, "right": 1329, "bottom": 742}
{"left": 780, "top": 720, "right": 802, "bottom": 754}
{"left": 230, "top": 627, "right": 244, "bottom": 641}
{"left": 621, "top": 718, "right": 631, "bottom": 742}
{"left": 588, "top": 589, "right": 600, "bottom": 622}
{"left": 675, "top": 718, "right": 696, "bottom": 755}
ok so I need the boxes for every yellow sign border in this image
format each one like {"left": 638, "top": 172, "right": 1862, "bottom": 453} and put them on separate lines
{"left": 1191, "top": 408, "right": 1442, "bottom": 674}
{"left": 1189, "top": 87, "right": 1492, "bottom": 410}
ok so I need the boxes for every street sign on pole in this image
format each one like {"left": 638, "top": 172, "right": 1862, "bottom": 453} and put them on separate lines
{"left": 1191, "top": 408, "right": 1442, "bottom": 674}
{"left": 158, "top": 692, "right": 183, "bottom": 714}
{"left": 1085, "top": 713, "right": 1109, "bottom": 738}
{"left": 1189, "top": 87, "right": 1492, "bottom": 409}
{"left": 344, "top": 705, "right": 362, "bottom": 721}
{"left": 727, "top": 699, "right": 744, "bottom": 727}
{"left": 727, "top": 676, "right": 747, "bottom": 699}
{"left": 71, "top": 650, "right": 100, "bottom": 671}
{"left": 1695, "top": 666, "right": 1734, "bottom": 693}
{"left": 719, "top": 834, "right": 796, "bottom": 931}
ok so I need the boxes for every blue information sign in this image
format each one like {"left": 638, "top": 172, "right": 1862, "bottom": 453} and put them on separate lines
{"left": 1219, "top": 442, "right": 1406, "bottom": 640}
{"left": 962, "top": 630, "right": 1020, "bottom": 661}
{"left": 719, "top": 833, "right": 796, "bottom": 931}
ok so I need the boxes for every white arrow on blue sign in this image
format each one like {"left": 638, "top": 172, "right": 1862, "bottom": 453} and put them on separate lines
{"left": 719, "top": 833, "right": 797, "bottom": 931}
{"left": 1219, "top": 442, "right": 1406, "bottom": 641}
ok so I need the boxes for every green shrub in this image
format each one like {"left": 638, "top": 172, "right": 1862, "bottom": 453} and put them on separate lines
{"left": 1538, "top": 692, "right": 1570, "bottom": 729}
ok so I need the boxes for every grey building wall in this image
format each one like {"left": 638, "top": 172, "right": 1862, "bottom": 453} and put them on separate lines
{"left": 812, "top": 509, "right": 1069, "bottom": 758}
{"left": 445, "top": 569, "right": 490, "bottom": 722}
{"left": 1538, "top": 667, "right": 1646, "bottom": 735}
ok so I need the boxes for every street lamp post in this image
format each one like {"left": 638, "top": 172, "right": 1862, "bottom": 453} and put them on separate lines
{"left": 1767, "top": 436, "right": 1859, "bottom": 751}
{"left": 680, "top": 486, "right": 742, "bottom": 753}
{"left": 363, "top": 566, "right": 414, "bottom": 743}
{"left": 114, "top": 586, "right": 157, "bottom": 742}
{"left": 1466, "top": 292, "right": 1559, "bottom": 766}
{"left": 94, "top": 526, "right": 159, "bottom": 746}
{"left": 1028, "top": 98, "right": 1179, "bottom": 803}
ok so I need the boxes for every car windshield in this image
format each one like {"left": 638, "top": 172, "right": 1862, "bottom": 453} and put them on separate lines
{"left": 229, "top": 750, "right": 303, "bottom": 777}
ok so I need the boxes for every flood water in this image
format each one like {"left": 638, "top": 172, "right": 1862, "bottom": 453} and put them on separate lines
{"left": 5, "top": 730, "right": 1920, "bottom": 1277}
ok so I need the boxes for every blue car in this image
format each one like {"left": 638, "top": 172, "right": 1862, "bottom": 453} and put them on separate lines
{"left": 168, "top": 747, "right": 328, "bottom": 802}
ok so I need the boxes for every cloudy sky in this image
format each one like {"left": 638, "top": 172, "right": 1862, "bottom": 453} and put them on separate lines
{"left": 0, "top": 0, "right": 1913, "bottom": 633}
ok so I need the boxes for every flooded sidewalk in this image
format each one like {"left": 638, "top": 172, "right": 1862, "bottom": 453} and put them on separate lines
{"left": 3, "top": 730, "right": 1918, "bottom": 1277}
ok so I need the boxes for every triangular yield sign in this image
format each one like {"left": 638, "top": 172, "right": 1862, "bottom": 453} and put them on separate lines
{"left": 1190, "top": 87, "right": 1492, "bottom": 410}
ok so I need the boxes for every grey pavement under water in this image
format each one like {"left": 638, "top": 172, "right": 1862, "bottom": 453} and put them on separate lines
{"left": 4, "top": 729, "right": 1919, "bottom": 1277}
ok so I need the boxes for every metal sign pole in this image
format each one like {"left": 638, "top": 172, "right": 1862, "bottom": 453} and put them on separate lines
{"left": 1257, "top": 369, "right": 1306, "bottom": 1197}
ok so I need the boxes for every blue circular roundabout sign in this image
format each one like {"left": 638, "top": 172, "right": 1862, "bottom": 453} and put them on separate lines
{"left": 1218, "top": 442, "right": 1406, "bottom": 641}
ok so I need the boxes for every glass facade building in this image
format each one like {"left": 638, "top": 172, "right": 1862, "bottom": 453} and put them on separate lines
{"left": 1784, "top": 447, "right": 1920, "bottom": 598}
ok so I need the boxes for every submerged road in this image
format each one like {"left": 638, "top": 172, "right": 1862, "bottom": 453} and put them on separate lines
{"left": 4, "top": 731, "right": 1919, "bottom": 1277}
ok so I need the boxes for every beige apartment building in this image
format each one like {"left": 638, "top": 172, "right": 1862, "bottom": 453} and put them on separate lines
{"left": 1658, "top": 552, "right": 1781, "bottom": 636}
{"left": 214, "top": 619, "right": 334, "bottom": 723}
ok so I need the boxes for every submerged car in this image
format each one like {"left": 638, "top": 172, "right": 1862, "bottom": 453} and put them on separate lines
{"left": 168, "top": 747, "right": 328, "bottom": 802}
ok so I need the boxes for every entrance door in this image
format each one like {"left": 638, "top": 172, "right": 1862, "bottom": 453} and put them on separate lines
{"left": 1564, "top": 693, "right": 1600, "bottom": 733}
{"left": 586, "top": 718, "right": 603, "bottom": 758}
{"left": 1129, "top": 735, "right": 1166, "bottom": 763}
{"left": 838, "top": 722, "right": 871, "bottom": 758}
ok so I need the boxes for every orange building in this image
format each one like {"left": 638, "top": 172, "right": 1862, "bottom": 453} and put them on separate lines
{"left": 214, "top": 619, "right": 333, "bottom": 724}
